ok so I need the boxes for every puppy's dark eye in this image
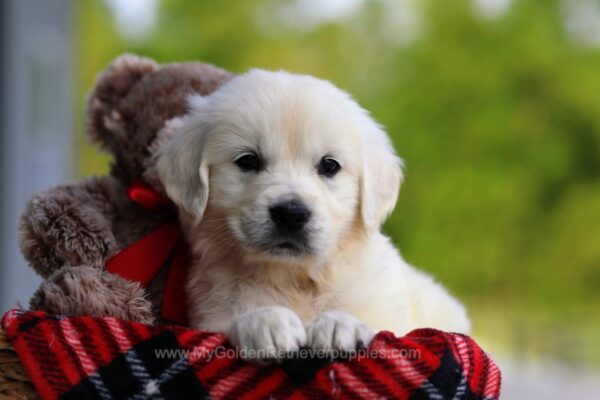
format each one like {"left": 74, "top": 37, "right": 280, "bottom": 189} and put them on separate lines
{"left": 235, "top": 153, "right": 261, "bottom": 172}
{"left": 318, "top": 157, "right": 341, "bottom": 177}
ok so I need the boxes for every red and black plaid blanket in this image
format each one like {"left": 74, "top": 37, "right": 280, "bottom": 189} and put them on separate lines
{"left": 2, "top": 309, "right": 501, "bottom": 399}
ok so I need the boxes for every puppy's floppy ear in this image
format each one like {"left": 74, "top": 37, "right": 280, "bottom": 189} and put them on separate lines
{"left": 359, "top": 118, "right": 404, "bottom": 232}
{"left": 157, "top": 95, "right": 210, "bottom": 219}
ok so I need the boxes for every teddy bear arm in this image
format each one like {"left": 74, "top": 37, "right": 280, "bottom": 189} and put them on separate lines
{"left": 19, "top": 177, "right": 119, "bottom": 278}
{"left": 30, "top": 266, "right": 155, "bottom": 324}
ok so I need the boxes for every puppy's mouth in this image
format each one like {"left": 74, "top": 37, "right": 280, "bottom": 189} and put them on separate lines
{"left": 266, "top": 238, "right": 312, "bottom": 256}
{"left": 251, "top": 235, "right": 314, "bottom": 258}
{"left": 276, "top": 242, "right": 297, "bottom": 250}
{"left": 236, "top": 216, "right": 316, "bottom": 258}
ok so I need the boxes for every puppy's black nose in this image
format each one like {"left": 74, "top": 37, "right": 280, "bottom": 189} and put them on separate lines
{"left": 269, "top": 201, "right": 311, "bottom": 232}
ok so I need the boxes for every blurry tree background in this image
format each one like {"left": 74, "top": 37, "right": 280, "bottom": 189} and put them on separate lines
{"left": 75, "top": 0, "right": 600, "bottom": 367}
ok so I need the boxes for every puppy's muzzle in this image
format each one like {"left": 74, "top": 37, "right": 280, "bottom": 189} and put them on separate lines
{"left": 269, "top": 200, "right": 311, "bottom": 233}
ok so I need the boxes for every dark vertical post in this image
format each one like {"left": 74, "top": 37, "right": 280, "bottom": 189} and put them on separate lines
{"left": 0, "top": 0, "right": 73, "bottom": 311}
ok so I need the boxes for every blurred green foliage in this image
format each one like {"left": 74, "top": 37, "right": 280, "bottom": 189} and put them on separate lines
{"left": 75, "top": 0, "right": 600, "bottom": 365}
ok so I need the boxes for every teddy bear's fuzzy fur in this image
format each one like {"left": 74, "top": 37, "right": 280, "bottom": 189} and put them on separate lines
{"left": 19, "top": 54, "right": 232, "bottom": 324}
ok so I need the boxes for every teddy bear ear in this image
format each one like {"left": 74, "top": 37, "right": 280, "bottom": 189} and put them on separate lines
{"left": 85, "top": 53, "right": 158, "bottom": 151}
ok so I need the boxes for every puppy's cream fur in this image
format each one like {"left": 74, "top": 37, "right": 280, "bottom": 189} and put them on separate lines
{"left": 158, "top": 70, "right": 470, "bottom": 360}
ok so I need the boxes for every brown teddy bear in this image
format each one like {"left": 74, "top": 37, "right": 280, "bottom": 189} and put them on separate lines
{"left": 19, "top": 54, "right": 232, "bottom": 325}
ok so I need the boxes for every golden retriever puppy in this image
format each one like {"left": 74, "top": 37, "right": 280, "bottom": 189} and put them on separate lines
{"left": 157, "top": 69, "right": 470, "bottom": 362}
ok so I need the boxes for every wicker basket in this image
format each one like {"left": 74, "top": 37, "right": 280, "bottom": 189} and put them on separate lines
{"left": 0, "top": 328, "right": 37, "bottom": 399}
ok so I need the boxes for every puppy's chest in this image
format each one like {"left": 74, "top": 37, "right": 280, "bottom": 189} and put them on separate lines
{"left": 190, "top": 255, "right": 339, "bottom": 323}
{"left": 232, "top": 276, "right": 335, "bottom": 322}
{"left": 272, "top": 282, "right": 334, "bottom": 322}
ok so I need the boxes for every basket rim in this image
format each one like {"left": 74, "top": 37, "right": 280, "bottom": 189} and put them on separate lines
{"left": 0, "top": 325, "right": 38, "bottom": 398}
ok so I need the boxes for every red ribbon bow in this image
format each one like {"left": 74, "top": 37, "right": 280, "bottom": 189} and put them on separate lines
{"left": 106, "top": 182, "right": 189, "bottom": 325}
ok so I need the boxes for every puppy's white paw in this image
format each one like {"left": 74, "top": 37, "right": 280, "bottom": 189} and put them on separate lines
{"left": 228, "top": 306, "right": 306, "bottom": 364}
{"left": 306, "top": 311, "right": 374, "bottom": 353}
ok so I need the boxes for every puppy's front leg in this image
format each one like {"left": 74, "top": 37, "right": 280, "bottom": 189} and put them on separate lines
{"left": 306, "top": 311, "right": 374, "bottom": 353}
{"left": 228, "top": 306, "right": 306, "bottom": 364}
